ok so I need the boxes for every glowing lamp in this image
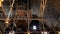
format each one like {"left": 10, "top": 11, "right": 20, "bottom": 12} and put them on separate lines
{"left": 33, "top": 25, "right": 37, "bottom": 30}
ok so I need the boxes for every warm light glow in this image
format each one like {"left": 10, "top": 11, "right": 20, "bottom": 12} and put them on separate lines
{"left": 5, "top": 20, "right": 9, "bottom": 24}
{"left": 0, "top": 1, "right": 2, "bottom": 7}
{"left": 58, "top": 32, "right": 60, "bottom": 34}
{"left": 5, "top": 19, "right": 9, "bottom": 27}
{"left": 5, "top": 18, "right": 9, "bottom": 24}
{"left": 0, "top": 0, "right": 4, "bottom": 2}
{"left": 44, "top": 32, "right": 48, "bottom": 34}
{"left": 0, "top": 0, "right": 4, "bottom": 7}
{"left": 27, "top": 32, "right": 30, "bottom": 34}
{"left": 41, "top": 32, "right": 48, "bottom": 34}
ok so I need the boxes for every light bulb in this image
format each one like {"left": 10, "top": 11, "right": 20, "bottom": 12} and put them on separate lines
{"left": 33, "top": 25, "right": 37, "bottom": 30}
